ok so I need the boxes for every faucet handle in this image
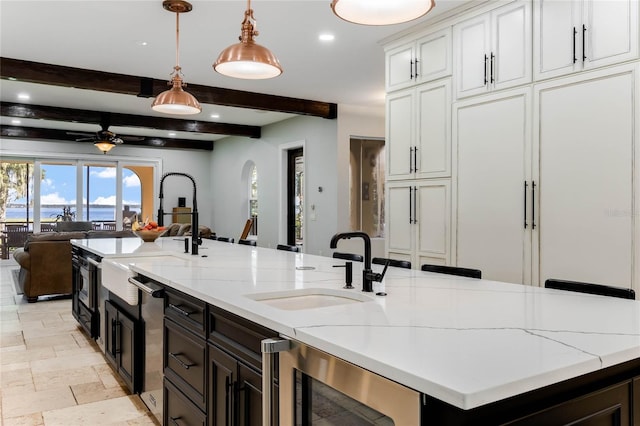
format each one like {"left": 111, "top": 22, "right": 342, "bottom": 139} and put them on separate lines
{"left": 333, "top": 262, "right": 354, "bottom": 289}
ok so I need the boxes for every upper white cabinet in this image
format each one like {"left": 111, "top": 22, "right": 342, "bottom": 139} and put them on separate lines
{"left": 385, "top": 28, "right": 452, "bottom": 92}
{"left": 534, "top": 0, "right": 639, "bottom": 81}
{"left": 453, "top": 1, "right": 532, "bottom": 99}
{"left": 386, "top": 79, "right": 452, "bottom": 181}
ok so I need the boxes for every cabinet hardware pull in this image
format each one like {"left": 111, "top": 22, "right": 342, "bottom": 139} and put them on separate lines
{"left": 169, "top": 352, "right": 195, "bottom": 369}
{"left": 413, "top": 186, "right": 418, "bottom": 224}
{"left": 524, "top": 181, "right": 528, "bottom": 229}
{"left": 225, "top": 376, "right": 233, "bottom": 426}
{"left": 168, "top": 303, "right": 192, "bottom": 317}
{"left": 169, "top": 416, "right": 186, "bottom": 426}
{"left": 409, "top": 147, "right": 414, "bottom": 173}
{"left": 410, "top": 59, "right": 414, "bottom": 80}
{"left": 582, "top": 25, "right": 587, "bottom": 61}
{"left": 414, "top": 58, "right": 419, "bottom": 78}
{"left": 111, "top": 318, "right": 118, "bottom": 357}
{"left": 409, "top": 187, "right": 413, "bottom": 224}
{"left": 572, "top": 27, "right": 577, "bottom": 63}
{"left": 532, "top": 181, "right": 536, "bottom": 230}
{"left": 483, "top": 54, "right": 488, "bottom": 85}
{"left": 490, "top": 52, "right": 495, "bottom": 84}
{"left": 414, "top": 146, "right": 418, "bottom": 172}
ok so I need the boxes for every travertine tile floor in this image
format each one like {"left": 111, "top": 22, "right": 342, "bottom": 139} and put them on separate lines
{"left": 0, "top": 258, "right": 157, "bottom": 425}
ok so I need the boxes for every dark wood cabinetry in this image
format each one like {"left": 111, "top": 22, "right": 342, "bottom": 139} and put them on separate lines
{"left": 104, "top": 299, "right": 141, "bottom": 393}
{"left": 161, "top": 287, "right": 279, "bottom": 426}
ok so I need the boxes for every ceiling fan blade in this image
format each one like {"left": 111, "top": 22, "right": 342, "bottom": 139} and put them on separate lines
{"left": 67, "top": 131, "right": 94, "bottom": 137}
{"left": 75, "top": 137, "right": 94, "bottom": 142}
{"left": 121, "top": 135, "right": 145, "bottom": 141}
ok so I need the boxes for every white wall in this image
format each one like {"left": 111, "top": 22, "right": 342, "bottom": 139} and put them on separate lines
{"left": 0, "top": 139, "right": 214, "bottom": 226}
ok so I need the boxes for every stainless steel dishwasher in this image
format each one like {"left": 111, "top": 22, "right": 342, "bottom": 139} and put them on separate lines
{"left": 128, "top": 275, "right": 165, "bottom": 424}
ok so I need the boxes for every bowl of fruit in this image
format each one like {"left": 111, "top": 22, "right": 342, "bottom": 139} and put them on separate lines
{"left": 132, "top": 218, "right": 166, "bottom": 242}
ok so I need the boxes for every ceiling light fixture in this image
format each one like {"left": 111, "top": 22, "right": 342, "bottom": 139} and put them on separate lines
{"left": 331, "top": 0, "right": 436, "bottom": 25}
{"left": 213, "top": 0, "right": 283, "bottom": 80}
{"left": 151, "top": 0, "right": 202, "bottom": 115}
{"left": 94, "top": 140, "right": 116, "bottom": 154}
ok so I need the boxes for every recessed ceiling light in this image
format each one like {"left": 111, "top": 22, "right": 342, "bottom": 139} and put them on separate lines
{"left": 17, "top": 93, "right": 30, "bottom": 100}
{"left": 8, "top": 77, "right": 17, "bottom": 81}
{"left": 210, "top": 113, "right": 220, "bottom": 119}
{"left": 137, "top": 41, "right": 149, "bottom": 46}
{"left": 319, "top": 33, "right": 335, "bottom": 42}
{"left": 11, "top": 119, "right": 21, "bottom": 125}
{"left": 168, "top": 132, "right": 177, "bottom": 137}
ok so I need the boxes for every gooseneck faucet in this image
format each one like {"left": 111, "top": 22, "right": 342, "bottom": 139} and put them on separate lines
{"left": 330, "top": 232, "right": 387, "bottom": 292}
{"left": 157, "top": 172, "right": 200, "bottom": 255}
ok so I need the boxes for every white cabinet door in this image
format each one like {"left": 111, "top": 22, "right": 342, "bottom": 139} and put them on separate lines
{"left": 536, "top": 67, "right": 636, "bottom": 288}
{"left": 455, "top": 1, "right": 531, "bottom": 99}
{"left": 386, "top": 90, "right": 414, "bottom": 180}
{"left": 454, "top": 88, "right": 532, "bottom": 284}
{"left": 454, "top": 13, "right": 491, "bottom": 98}
{"left": 387, "top": 182, "right": 413, "bottom": 254}
{"left": 416, "top": 28, "right": 452, "bottom": 84}
{"left": 416, "top": 79, "right": 451, "bottom": 179}
{"left": 386, "top": 43, "right": 416, "bottom": 92}
{"left": 416, "top": 180, "right": 450, "bottom": 262}
{"left": 534, "top": 0, "right": 639, "bottom": 80}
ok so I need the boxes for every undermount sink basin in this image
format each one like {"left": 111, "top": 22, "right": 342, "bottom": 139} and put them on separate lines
{"left": 246, "top": 288, "right": 373, "bottom": 311}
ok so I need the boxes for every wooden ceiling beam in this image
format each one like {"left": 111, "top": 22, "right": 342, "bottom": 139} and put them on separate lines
{"left": 0, "top": 57, "right": 338, "bottom": 119}
{"left": 0, "top": 126, "right": 214, "bottom": 151}
{"left": 1, "top": 102, "right": 261, "bottom": 138}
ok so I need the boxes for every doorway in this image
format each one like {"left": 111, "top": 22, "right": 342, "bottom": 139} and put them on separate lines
{"left": 287, "top": 148, "right": 304, "bottom": 247}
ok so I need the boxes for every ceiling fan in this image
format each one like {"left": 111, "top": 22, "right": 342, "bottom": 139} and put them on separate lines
{"left": 67, "top": 112, "right": 144, "bottom": 153}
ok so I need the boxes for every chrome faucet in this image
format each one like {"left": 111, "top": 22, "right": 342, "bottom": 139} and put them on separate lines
{"left": 330, "top": 232, "right": 387, "bottom": 292}
{"left": 157, "top": 172, "right": 200, "bottom": 255}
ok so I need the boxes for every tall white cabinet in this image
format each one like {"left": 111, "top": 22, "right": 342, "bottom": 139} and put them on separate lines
{"left": 384, "top": 0, "right": 639, "bottom": 292}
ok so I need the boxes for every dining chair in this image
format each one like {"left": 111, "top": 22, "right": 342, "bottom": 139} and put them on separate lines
{"left": 277, "top": 244, "right": 299, "bottom": 252}
{"left": 421, "top": 264, "right": 482, "bottom": 279}
{"left": 216, "top": 237, "right": 234, "bottom": 243}
{"left": 333, "top": 252, "right": 363, "bottom": 262}
{"left": 238, "top": 239, "right": 256, "bottom": 246}
{"left": 372, "top": 257, "right": 411, "bottom": 269}
{"left": 545, "top": 279, "right": 636, "bottom": 300}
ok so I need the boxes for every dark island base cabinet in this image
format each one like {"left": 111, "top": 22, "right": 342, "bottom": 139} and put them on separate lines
{"left": 161, "top": 285, "right": 279, "bottom": 426}
{"left": 104, "top": 300, "right": 142, "bottom": 394}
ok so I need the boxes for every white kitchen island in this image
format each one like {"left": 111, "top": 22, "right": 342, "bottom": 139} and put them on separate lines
{"left": 82, "top": 237, "right": 640, "bottom": 424}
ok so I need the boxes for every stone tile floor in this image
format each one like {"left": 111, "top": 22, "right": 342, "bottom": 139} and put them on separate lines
{"left": 0, "top": 258, "right": 157, "bottom": 425}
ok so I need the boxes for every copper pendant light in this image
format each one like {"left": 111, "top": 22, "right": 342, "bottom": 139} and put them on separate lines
{"left": 152, "top": 0, "right": 202, "bottom": 115}
{"left": 331, "top": 0, "right": 436, "bottom": 25}
{"left": 94, "top": 140, "right": 116, "bottom": 154}
{"left": 213, "top": 0, "right": 283, "bottom": 80}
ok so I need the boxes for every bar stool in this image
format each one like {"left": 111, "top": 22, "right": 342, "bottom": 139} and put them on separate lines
{"left": 238, "top": 239, "right": 256, "bottom": 246}
{"left": 545, "top": 279, "right": 635, "bottom": 300}
{"left": 277, "top": 244, "right": 299, "bottom": 252}
{"left": 421, "top": 264, "right": 482, "bottom": 279}
{"left": 372, "top": 257, "right": 411, "bottom": 269}
{"left": 333, "top": 252, "right": 363, "bottom": 262}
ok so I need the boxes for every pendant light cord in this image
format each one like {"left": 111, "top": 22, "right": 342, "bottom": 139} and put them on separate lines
{"left": 175, "top": 11, "right": 180, "bottom": 69}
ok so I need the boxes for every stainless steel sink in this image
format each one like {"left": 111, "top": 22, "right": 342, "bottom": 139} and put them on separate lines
{"left": 246, "top": 288, "right": 373, "bottom": 311}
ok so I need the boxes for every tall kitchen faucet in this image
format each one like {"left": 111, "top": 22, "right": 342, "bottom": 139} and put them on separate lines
{"left": 329, "top": 231, "right": 388, "bottom": 293}
{"left": 157, "top": 172, "right": 200, "bottom": 255}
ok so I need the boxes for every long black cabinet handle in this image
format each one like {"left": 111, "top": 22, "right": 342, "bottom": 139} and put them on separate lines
{"left": 483, "top": 54, "right": 488, "bottom": 85}
{"left": 413, "top": 186, "right": 418, "bottom": 224}
{"left": 225, "top": 376, "right": 233, "bottom": 426}
{"left": 169, "top": 352, "right": 195, "bottom": 370}
{"left": 532, "top": 181, "right": 536, "bottom": 230}
{"left": 111, "top": 318, "right": 118, "bottom": 357}
{"left": 168, "top": 303, "right": 192, "bottom": 317}
{"left": 409, "top": 187, "right": 413, "bottom": 224}
{"left": 490, "top": 52, "right": 495, "bottom": 84}
{"left": 414, "top": 146, "right": 418, "bottom": 172}
{"left": 573, "top": 27, "right": 577, "bottom": 63}
{"left": 410, "top": 59, "right": 414, "bottom": 80}
{"left": 582, "top": 25, "right": 587, "bottom": 61}
{"left": 414, "top": 58, "right": 419, "bottom": 78}
{"left": 524, "top": 181, "right": 528, "bottom": 229}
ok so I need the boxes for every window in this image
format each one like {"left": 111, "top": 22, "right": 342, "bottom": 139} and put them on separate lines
{"left": 249, "top": 165, "right": 258, "bottom": 236}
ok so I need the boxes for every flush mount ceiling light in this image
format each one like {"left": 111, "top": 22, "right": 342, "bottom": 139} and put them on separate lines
{"left": 331, "top": 0, "right": 436, "bottom": 25}
{"left": 213, "top": 0, "right": 283, "bottom": 80}
{"left": 151, "top": 0, "right": 202, "bottom": 115}
{"left": 94, "top": 140, "right": 116, "bottom": 154}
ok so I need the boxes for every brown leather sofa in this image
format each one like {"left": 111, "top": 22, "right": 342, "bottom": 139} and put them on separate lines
{"left": 12, "top": 230, "right": 134, "bottom": 303}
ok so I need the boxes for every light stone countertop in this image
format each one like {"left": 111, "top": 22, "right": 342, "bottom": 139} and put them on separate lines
{"left": 80, "top": 237, "right": 640, "bottom": 410}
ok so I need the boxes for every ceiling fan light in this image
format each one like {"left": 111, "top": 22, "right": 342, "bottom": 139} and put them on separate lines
{"left": 214, "top": 42, "right": 283, "bottom": 80}
{"left": 331, "top": 0, "right": 436, "bottom": 25}
{"left": 213, "top": 2, "right": 282, "bottom": 80}
{"left": 94, "top": 140, "right": 116, "bottom": 154}
{"left": 152, "top": 75, "right": 202, "bottom": 115}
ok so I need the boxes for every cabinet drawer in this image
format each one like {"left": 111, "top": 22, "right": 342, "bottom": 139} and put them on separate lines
{"left": 208, "top": 305, "right": 278, "bottom": 371}
{"left": 165, "top": 289, "right": 206, "bottom": 336}
{"left": 164, "top": 318, "right": 207, "bottom": 411}
{"left": 164, "top": 377, "right": 206, "bottom": 426}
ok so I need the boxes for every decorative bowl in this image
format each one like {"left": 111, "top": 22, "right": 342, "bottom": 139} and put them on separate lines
{"left": 133, "top": 230, "right": 162, "bottom": 242}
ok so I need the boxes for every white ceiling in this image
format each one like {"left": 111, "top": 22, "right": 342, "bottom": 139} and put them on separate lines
{"left": 0, "top": 0, "right": 475, "bottom": 142}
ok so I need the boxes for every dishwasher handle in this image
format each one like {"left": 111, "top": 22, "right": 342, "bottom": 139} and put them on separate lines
{"left": 261, "top": 338, "right": 291, "bottom": 426}
{"left": 128, "top": 277, "right": 165, "bottom": 298}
